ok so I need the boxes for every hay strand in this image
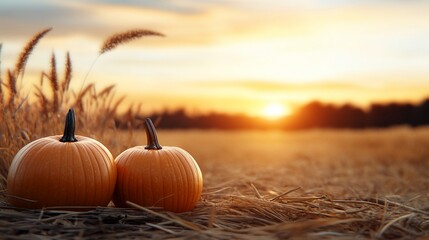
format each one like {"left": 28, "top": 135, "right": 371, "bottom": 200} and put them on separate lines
{"left": 376, "top": 213, "right": 416, "bottom": 238}
{"left": 270, "top": 187, "right": 301, "bottom": 201}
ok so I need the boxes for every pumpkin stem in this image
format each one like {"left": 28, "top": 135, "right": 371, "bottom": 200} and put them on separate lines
{"left": 144, "top": 118, "right": 162, "bottom": 150}
{"left": 60, "top": 108, "right": 78, "bottom": 142}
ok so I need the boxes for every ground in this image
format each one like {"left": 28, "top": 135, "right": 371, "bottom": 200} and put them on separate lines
{"left": 1, "top": 127, "right": 429, "bottom": 239}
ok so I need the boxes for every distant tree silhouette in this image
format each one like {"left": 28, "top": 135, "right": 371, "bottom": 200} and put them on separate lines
{"left": 115, "top": 97, "right": 429, "bottom": 130}
{"left": 285, "top": 101, "right": 366, "bottom": 129}
{"left": 336, "top": 104, "right": 367, "bottom": 128}
{"left": 413, "top": 99, "right": 429, "bottom": 126}
{"left": 368, "top": 103, "right": 415, "bottom": 127}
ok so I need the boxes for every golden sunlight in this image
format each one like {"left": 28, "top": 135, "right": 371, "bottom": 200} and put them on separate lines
{"left": 261, "top": 102, "right": 291, "bottom": 119}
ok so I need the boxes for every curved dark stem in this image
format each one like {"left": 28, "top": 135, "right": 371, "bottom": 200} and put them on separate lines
{"left": 144, "top": 118, "right": 162, "bottom": 150}
{"left": 60, "top": 108, "right": 78, "bottom": 142}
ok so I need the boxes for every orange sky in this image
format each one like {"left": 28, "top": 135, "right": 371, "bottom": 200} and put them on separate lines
{"left": 1, "top": 0, "right": 429, "bottom": 117}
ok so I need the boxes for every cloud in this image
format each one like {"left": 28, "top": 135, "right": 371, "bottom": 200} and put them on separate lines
{"left": 0, "top": 0, "right": 251, "bottom": 46}
{"left": 0, "top": 1, "right": 105, "bottom": 39}
{"left": 68, "top": 0, "right": 204, "bottom": 14}
{"left": 2, "top": 0, "right": 429, "bottom": 90}
{"left": 193, "top": 80, "right": 371, "bottom": 92}
{"left": 2, "top": 0, "right": 429, "bottom": 49}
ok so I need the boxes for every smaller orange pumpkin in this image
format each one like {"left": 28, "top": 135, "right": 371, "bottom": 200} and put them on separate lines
{"left": 7, "top": 109, "right": 116, "bottom": 209}
{"left": 113, "top": 118, "right": 203, "bottom": 213}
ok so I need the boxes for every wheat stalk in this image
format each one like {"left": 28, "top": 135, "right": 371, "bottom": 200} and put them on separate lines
{"left": 98, "top": 84, "right": 116, "bottom": 98}
{"left": 100, "top": 29, "right": 165, "bottom": 54}
{"left": 49, "top": 52, "right": 59, "bottom": 112}
{"left": 14, "top": 28, "right": 52, "bottom": 78}
{"left": 7, "top": 70, "right": 17, "bottom": 108}
{"left": 78, "top": 29, "right": 164, "bottom": 98}
{"left": 0, "top": 43, "right": 3, "bottom": 106}
{"left": 0, "top": 80, "right": 3, "bottom": 107}
{"left": 62, "top": 52, "right": 72, "bottom": 93}
{"left": 39, "top": 71, "right": 49, "bottom": 87}
{"left": 74, "top": 83, "right": 94, "bottom": 111}
{"left": 34, "top": 86, "right": 49, "bottom": 116}
{"left": 59, "top": 52, "right": 72, "bottom": 107}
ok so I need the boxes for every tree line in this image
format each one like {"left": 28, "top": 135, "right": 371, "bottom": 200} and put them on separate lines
{"left": 286, "top": 98, "right": 429, "bottom": 129}
{"left": 115, "top": 98, "right": 429, "bottom": 130}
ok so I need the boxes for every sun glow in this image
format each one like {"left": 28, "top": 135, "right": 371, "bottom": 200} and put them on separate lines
{"left": 261, "top": 102, "right": 290, "bottom": 119}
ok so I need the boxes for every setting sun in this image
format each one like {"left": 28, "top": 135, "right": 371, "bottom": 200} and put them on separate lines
{"left": 261, "top": 103, "right": 290, "bottom": 119}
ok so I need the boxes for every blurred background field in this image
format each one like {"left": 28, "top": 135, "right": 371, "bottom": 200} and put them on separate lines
{"left": 151, "top": 127, "right": 429, "bottom": 203}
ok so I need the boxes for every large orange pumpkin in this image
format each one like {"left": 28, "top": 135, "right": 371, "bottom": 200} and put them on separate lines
{"left": 113, "top": 118, "right": 203, "bottom": 212}
{"left": 7, "top": 109, "right": 116, "bottom": 209}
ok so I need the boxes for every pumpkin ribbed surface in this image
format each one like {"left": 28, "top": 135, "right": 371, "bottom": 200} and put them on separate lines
{"left": 7, "top": 135, "right": 116, "bottom": 209}
{"left": 113, "top": 146, "right": 203, "bottom": 213}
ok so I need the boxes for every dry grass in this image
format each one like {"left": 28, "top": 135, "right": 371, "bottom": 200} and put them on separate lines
{"left": 1, "top": 29, "right": 429, "bottom": 239}
{"left": 0, "top": 28, "right": 153, "bottom": 189}
{"left": 99, "top": 29, "right": 165, "bottom": 54}
{"left": 14, "top": 28, "right": 52, "bottom": 78}
{"left": 2, "top": 128, "right": 429, "bottom": 239}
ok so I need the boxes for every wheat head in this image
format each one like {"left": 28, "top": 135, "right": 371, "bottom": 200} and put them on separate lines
{"left": 14, "top": 28, "right": 52, "bottom": 78}
{"left": 62, "top": 52, "right": 72, "bottom": 93}
{"left": 0, "top": 43, "right": 3, "bottom": 106}
{"left": 49, "top": 52, "right": 59, "bottom": 112}
{"left": 6, "top": 70, "right": 17, "bottom": 107}
{"left": 100, "top": 29, "right": 165, "bottom": 54}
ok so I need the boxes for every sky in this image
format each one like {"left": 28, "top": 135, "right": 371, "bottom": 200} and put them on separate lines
{"left": 1, "top": 0, "right": 429, "bottom": 117}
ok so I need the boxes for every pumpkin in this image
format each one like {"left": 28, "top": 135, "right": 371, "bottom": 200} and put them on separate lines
{"left": 113, "top": 118, "right": 203, "bottom": 212}
{"left": 7, "top": 109, "right": 116, "bottom": 209}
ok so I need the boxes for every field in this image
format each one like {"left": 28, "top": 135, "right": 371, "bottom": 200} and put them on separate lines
{"left": 2, "top": 127, "right": 429, "bottom": 239}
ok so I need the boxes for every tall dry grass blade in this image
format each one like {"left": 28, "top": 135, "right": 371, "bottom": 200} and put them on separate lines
{"left": 49, "top": 52, "right": 59, "bottom": 112}
{"left": 100, "top": 29, "right": 165, "bottom": 54}
{"left": 74, "top": 83, "right": 94, "bottom": 111}
{"left": 78, "top": 55, "right": 99, "bottom": 97}
{"left": 39, "top": 71, "right": 49, "bottom": 87}
{"left": 7, "top": 70, "right": 17, "bottom": 95}
{"left": 79, "top": 29, "right": 163, "bottom": 97}
{"left": 135, "top": 102, "right": 142, "bottom": 116}
{"left": 7, "top": 70, "right": 17, "bottom": 108}
{"left": 106, "top": 95, "right": 126, "bottom": 118}
{"left": 0, "top": 43, "right": 3, "bottom": 106}
{"left": 0, "top": 79, "right": 3, "bottom": 107}
{"left": 98, "top": 84, "right": 115, "bottom": 98}
{"left": 0, "top": 43, "right": 2, "bottom": 70}
{"left": 0, "top": 88, "right": 2, "bottom": 109}
{"left": 62, "top": 52, "right": 72, "bottom": 93}
{"left": 12, "top": 94, "right": 29, "bottom": 118}
{"left": 34, "top": 86, "right": 49, "bottom": 116}
{"left": 14, "top": 28, "right": 52, "bottom": 78}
